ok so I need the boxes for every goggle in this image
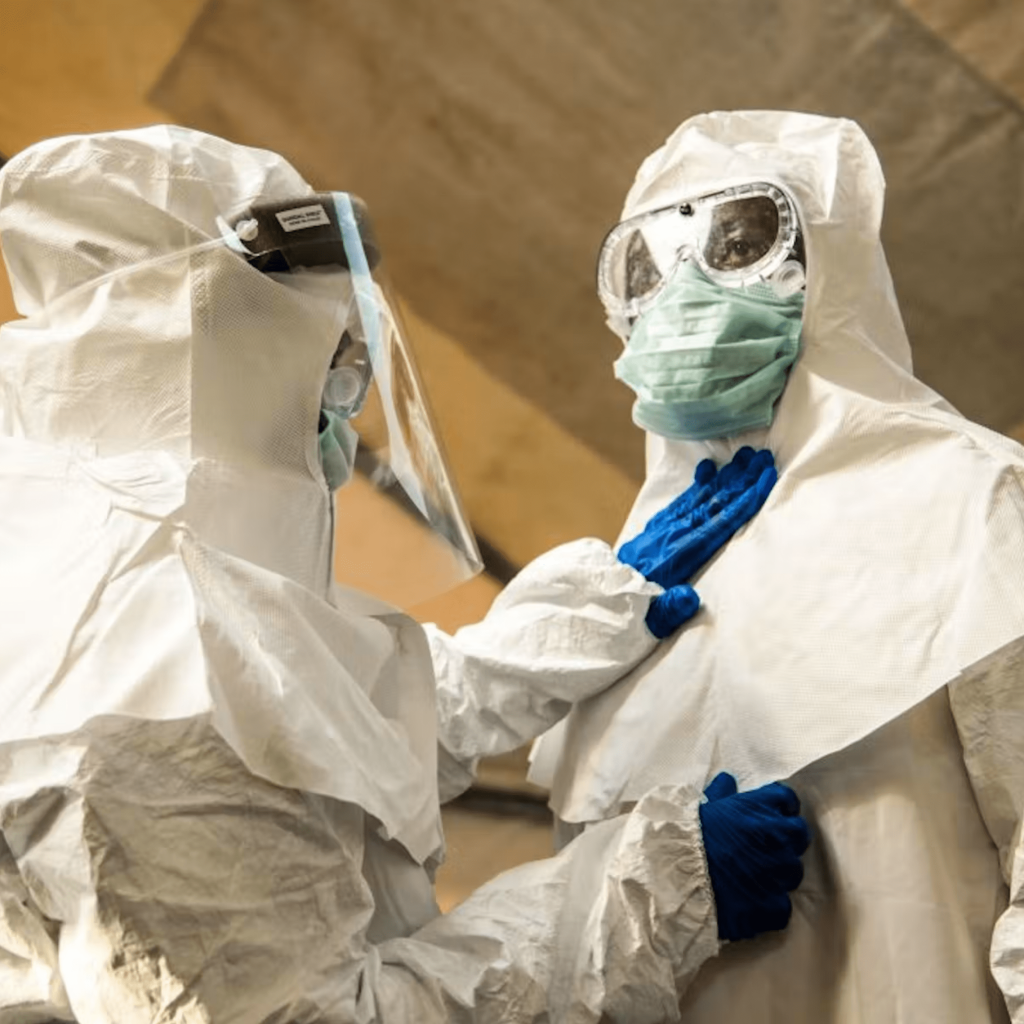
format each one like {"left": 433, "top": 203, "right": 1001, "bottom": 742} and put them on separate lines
{"left": 597, "top": 182, "right": 804, "bottom": 320}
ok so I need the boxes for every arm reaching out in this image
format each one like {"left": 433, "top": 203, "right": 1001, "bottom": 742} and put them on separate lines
{"left": 431, "top": 448, "right": 777, "bottom": 799}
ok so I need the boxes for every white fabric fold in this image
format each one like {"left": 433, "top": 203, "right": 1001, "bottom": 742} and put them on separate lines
{"left": 429, "top": 538, "right": 659, "bottom": 800}
{"left": 0, "top": 126, "right": 722, "bottom": 1022}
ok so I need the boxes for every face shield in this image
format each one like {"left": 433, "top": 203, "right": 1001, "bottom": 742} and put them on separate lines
{"left": 221, "top": 192, "right": 482, "bottom": 608}
{"left": 597, "top": 182, "right": 806, "bottom": 336}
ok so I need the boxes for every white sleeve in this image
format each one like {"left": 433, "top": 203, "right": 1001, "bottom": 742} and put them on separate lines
{"left": 427, "top": 538, "right": 661, "bottom": 800}
{"left": 373, "top": 785, "right": 720, "bottom": 1023}
{"left": 1, "top": 719, "right": 718, "bottom": 1023}
{"left": 949, "top": 637, "right": 1024, "bottom": 1022}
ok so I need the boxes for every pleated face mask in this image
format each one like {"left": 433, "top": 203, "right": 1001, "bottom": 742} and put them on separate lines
{"left": 613, "top": 259, "right": 805, "bottom": 440}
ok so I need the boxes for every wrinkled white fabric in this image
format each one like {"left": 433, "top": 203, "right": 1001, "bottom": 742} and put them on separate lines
{"left": 0, "top": 715, "right": 719, "bottom": 1023}
{"left": 0, "top": 126, "right": 719, "bottom": 1022}
{"left": 0, "top": 833, "right": 67, "bottom": 1021}
{"left": 0, "top": 127, "right": 442, "bottom": 865}
{"left": 428, "top": 537, "right": 660, "bottom": 801}
{"left": 950, "top": 637, "right": 1024, "bottom": 1023}
{"left": 530, "top": 110, "right": 1024, "bottom": 1021}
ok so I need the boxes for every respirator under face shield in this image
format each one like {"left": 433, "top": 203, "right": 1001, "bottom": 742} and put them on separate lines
{"left": 220, "top": 191, "right": 482, "bottom": 607}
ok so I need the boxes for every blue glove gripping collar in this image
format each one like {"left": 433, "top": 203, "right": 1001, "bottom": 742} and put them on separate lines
{"left": 618, "top": 447, "right": 777, "bottom": 637}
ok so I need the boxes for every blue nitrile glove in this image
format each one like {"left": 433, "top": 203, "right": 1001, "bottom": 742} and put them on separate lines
{"left": 698, "top": 772, "right": 810, "bottom": 942}
{"left": 617, "top": 447, "right": 777, "bottom": 637}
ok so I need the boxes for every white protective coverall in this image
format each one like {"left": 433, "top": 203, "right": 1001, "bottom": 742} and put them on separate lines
{"left": 0, "top": 127, "right": 727, "bottom": 1023}
{"left": 530, "top": 110, "right": 1024, "bottom": 1022}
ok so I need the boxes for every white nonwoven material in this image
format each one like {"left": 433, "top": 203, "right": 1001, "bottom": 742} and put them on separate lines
{"left": 428, "top": 537, "right": 662, "bottom": 801}
{"left": 0, "top": 126, "right": 727, "bottom": 1022}
{"left": 529, "top": 110, "right": 1024, "bottom": 1022}
{"left": 0, "top": 126, "right": 443, "bottom": 865}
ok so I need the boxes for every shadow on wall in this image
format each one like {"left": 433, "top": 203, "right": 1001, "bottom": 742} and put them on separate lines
{"left": 152, "top": 0, "right": 1024, "bottom": 471}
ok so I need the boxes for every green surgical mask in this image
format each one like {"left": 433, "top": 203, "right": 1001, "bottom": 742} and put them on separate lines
{"left": 319, "top": 409, "right": 359, "bottom": 491}
{"left": 613, "top": 261, "right": 804, "bottom": 440}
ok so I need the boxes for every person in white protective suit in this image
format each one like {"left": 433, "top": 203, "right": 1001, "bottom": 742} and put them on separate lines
{"left": 529, "top": 109, "right": 1024, "bottom": 1023}
{"left": 0, "top": 126, "right": 809, "bottom": 1023}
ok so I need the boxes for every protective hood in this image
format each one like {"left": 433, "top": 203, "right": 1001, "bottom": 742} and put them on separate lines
{"left": 531, "top": 111, "right": 1024, "bottom": 823}
{"left": 0, "top": 127, "right": 442, "bottom": 862}
{"left": 619, "top": 109, "right": 914, "bottom": 378}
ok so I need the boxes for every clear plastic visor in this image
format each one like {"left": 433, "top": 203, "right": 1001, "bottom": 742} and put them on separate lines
{"left": 225, "top": 192, "right": 482, "bottom": 608}
{"left": 598, "top": 183, "right": 802, "bottom": 319}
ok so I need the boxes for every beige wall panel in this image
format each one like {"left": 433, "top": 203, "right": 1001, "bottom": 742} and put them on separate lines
{"left": 0, "top": 252, "right": 14, "bottom": 323}
{"left": 436, "top": 805, "right": 552, "bottom": 912}
{"left": 403, "top": 306, "right": 639, "bottom": 567}
{"left": 0, "top": 0, "right": 205, "bottom": 152}
{"left": 901, "top": 0, "right": 1024, "bottom": 105}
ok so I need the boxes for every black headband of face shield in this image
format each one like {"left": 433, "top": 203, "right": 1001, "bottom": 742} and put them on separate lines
{"left": 228, "top": 192, "right": 382, "bottom": 274}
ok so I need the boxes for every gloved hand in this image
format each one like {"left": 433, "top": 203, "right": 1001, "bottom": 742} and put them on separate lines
{"left": 617, "top": 447, "right": 776, "bottom": 637}
{"left": 698, "top": 772, "right": 810, "bottom": 942}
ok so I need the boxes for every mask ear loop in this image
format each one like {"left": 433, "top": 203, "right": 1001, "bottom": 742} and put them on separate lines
{"left": 331, "top": 192, "right": 428, "bottom": 517}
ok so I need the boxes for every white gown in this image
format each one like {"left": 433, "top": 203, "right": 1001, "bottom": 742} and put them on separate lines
{"left": 530, "top": 110, "right": 1024, "bottom": 1022}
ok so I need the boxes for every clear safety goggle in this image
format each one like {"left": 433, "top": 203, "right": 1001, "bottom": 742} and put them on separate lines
{"left": 597, "top": 182, "right": 805, "bottom": 321}
{"left": 220, "top": 192, "right": 483, "bottom": 609}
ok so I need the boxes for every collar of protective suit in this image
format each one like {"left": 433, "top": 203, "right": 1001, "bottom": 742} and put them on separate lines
{"left": 531, "top": 111, "right": 1024, "bottom": 822}
{"left": 0, "top": 127, "right": 443, "bottom": 863}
